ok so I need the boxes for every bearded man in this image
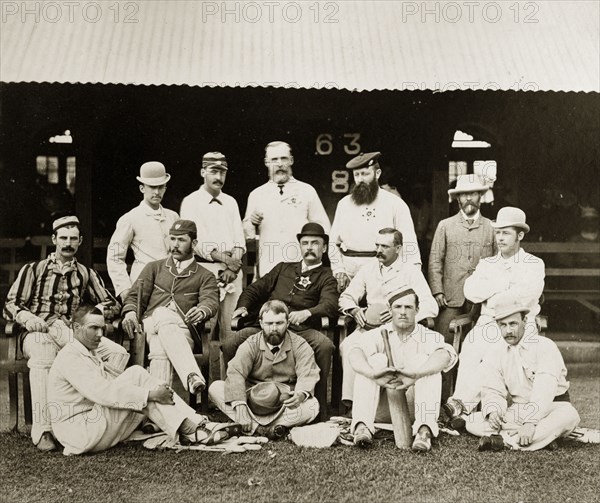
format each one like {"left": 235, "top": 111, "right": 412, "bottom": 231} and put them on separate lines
{"left": 428, "top": 174, "right": 496, "bottom": 341}
{"left": 329, "top": 152, "right": 420, "bottom": 293}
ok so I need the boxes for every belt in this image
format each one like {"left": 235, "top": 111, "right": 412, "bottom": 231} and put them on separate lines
{"left": 341, "top": 249, "right": 377, "bottom": 258}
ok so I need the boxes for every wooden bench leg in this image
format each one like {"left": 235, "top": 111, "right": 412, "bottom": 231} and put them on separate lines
{"left": 8, "top": 372, "right": 19, "bottom": 432}
{"left": 22, "top": 372, "right": 32, "bottom": 426}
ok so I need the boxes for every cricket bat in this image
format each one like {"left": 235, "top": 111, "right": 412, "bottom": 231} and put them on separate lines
{"left": 381, "top": 328, "right": 412, "bottom": 449}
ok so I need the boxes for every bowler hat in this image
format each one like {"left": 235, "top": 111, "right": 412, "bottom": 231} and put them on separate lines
{"left": 296, "top": 222, "right": 329, "bottom": 244}
{"left": 169, "top": 220, "right": 197, "bottom": 236}
{"left": 491, "top": 207, "right": 530, "bottom": 233}
{"left": 448, "top": 174, "right": 488, "bottom": 196}
{"left": 136, "top": 161, "right": 171, "bottom": 186}
{"left": 247, "top": 382, "right": 290, "bottom": 415}
{"left": 345, "top": 152, "right": 381, "bottom": 170}
{"left": 202, "top": 152, "right": 228, "bottom": 170}
{"left": 492, "top": 292, "right": 530, "bottom": 320}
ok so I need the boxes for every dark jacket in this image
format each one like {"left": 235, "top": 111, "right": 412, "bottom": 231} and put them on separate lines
{"left": 122, "top": 256, "right": 219, "bottom": 321}
{"left": 236, "top": 261, "right": 339, "bottom": 330}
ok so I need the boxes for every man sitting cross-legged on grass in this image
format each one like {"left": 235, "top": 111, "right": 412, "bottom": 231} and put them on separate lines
{"left": 48, "top": 304, "right": 240, "bottom": 455}
{"left": 209, "top": 300, "right": 320, "bottom": 440}
{"left": 466, "top": 293, "right": 580, "bottom": 451}
{"left": 349, "top": 286, "right": 457, "bottom": 452}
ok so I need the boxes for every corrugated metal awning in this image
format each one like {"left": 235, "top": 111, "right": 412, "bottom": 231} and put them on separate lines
{"left": 1, "top": 0, "right": 598, "bottom": 92}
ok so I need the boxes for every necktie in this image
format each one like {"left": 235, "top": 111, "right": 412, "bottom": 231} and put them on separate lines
{"left": 467, "top": 219, "right": 474, "bottom": 226}
{"left": 277, "top": 184, "right": 284, "bottom": 195}
{"left": 271, "top": 346, "right": 279, "bottom": 355}
{"left": 209, "top": 198, "right": 222, "bottom": 205}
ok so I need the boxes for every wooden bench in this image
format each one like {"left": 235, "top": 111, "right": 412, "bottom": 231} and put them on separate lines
{"left": 0, "top": 238, "right": 29, "bottom": 303}
{"left": 524, "top": 242, "right": 600, "bottom": 315}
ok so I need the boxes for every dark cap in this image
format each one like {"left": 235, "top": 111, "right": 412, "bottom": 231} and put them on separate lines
{"left": 202, "top": 152, "right": 228, "bottom": 170}
{"left": 296, "top": 222, "right": 329, "bottom": 244}
{"left": 345, "top": 152, "right": 381, "bottom": 170}
{"left": 169, "top": 220, "right": 197, "bottom": 236}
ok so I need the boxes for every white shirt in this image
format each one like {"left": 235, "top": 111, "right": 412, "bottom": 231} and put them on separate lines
{"left": 482, "top": 334, "right": 570, "bottom": 423}
{"left": 107, "top": 201, "right": 179, "bottom": 296}
{"left": 353, "top": 322, "right": 457, "bottom": 372}
{"left": 464, "top": 248, "right": 545, "bottom": 320}
{"left": 338, "top": 256, "right": 438, "bottom": 322}
{"left": 174, "top": 256, "right": 195, "bottom": 273}
{"left": 329, "top": 189, "right": 421, "bottom": 274}
{"left": 242, "top": 177, "right": 330, "bottom": 275}
{"left": 180, "top": 185, "right": 246, "bottom": 260}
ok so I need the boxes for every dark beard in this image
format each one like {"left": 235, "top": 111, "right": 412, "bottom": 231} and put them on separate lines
{"left": 351, "top": 179, "right": 379, "bottom": 205}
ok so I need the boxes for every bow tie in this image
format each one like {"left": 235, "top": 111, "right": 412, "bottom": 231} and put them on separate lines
{"left": 271, "top": 346, "right": 280, "bottom": 355}
{"left": 209, "top": 198, "right": 222, "bottom": 205}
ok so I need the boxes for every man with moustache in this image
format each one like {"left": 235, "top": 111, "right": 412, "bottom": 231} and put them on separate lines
{"left": 107, "top": 162, "right": 179, "bottom": 301}
{"left": 209, "top": 300, "right": 320, "bottom": 439}
{"left": 4, "top": 216, "right": 128, "bottom": 452}
{"left": 243, "top": 141, "right": 330, "bottom": 276}
{"left": 122, "top": 220, "right": 219, "bottom": 398}
{"left": 338, "top": 228, "right": 438, "bottom": 404}
{"left": 465, "top": 293, "right": 579, "bottom": 451}
{"left": 48, "top": 304, "right": 240, "bottom": 455}
{"left": 443, "top": 207, "right": 545, "bottom": 428}
{"left": 349, "top": 287, "right": 457, "bottom": 452}
{"left": 329, "top": 152, "right": 420, "bottom": 293}
{"left": 180, "top": 152, "right": 245, "bottom": 345}
{"left": 222, "top": 223, "right": 337, "bottom": 420}
{"left": 429, "top": 175, "right": 496, "bottom": 341}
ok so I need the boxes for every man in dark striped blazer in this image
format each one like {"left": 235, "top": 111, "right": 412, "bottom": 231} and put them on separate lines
{"left": 3, "top": 216, "right": 129, "bottom": 452}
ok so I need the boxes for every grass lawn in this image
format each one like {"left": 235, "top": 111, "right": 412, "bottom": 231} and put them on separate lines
{"left": 1, "top": 364, "right": 599, "bottom": 503}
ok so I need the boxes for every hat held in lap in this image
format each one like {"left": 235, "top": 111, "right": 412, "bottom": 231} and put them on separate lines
{"left": 247, "top": 382, "right": 291, "bottom": 415}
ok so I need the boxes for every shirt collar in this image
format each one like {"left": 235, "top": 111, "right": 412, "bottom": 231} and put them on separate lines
{"left": 301, "top": 261, "right": 322, "bottom": 273}
{"left": 48, "top": 252, "right": 77, "bottom": 269}
{"left": 140, "top": 200, "right": 165, "bottom": 216}
{"left": 460, "top": 210, "right": 481, "bottom": 222}
{"left": 259, "top": 332, "right": 292, "bottom": 352}
{"left": 498, "top": 247, "right": 525, "bottom": 262}
{"left": 379, "top": 255, "right": 403, "bottom": 273}
{"left": 174, "top": 256, "right": 195, "bottom": 270}
{"left": 384, "top": 322, "right": 420, "bottom": 343}
{"left": 200, "top": 185, "right": 222, "bottom": 201}
{"left": 268, "top": 176, "right": 297, "bottom": 186}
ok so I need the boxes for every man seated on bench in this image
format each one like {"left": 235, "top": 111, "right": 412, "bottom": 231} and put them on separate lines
{"left": 444, "top": 207, "right": 545, "bottom": 428}
{"left": 3, "top": 216, "right": 129, "bottom": 452}
{"left": 465, "top": 293, "right": 580, "bottom": 451}
{"left": 209, "top": 300, "right": 320, "bottom": 440}
{"left": 49, "top": 304, "right": 239, "bottom": 455}
{"left": 121, "top": 220, "right": 219, "bottom": 398}
{"left": 338, "top": 228, "right": 438, "bottom": 407}
{"left": 221, "top": 222, "right": 337, "bottom": 420}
